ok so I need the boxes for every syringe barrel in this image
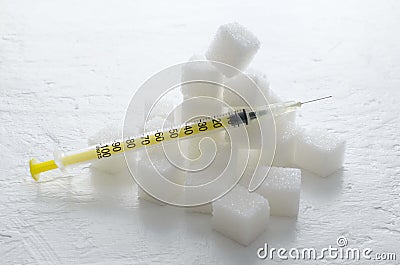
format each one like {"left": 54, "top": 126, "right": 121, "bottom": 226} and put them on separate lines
{"left": 52, "top": 103, "right": 300, "bottom": 170}
{"left": 238, "top": 101, "right": 300, "bottom": 123}
{"left": 53, "top": 146, "right": 99, "bottom": 169}
{"left": 269, "top": 101, "right": 300, "bottom": 116}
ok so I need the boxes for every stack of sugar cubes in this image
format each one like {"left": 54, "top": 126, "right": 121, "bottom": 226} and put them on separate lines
{"left": 88, "top": 22, "right": 346, "bottom": 246}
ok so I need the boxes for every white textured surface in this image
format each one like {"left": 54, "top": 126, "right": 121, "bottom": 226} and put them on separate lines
{"left": 1, "top": 0, "right": 400, "bottom": 264}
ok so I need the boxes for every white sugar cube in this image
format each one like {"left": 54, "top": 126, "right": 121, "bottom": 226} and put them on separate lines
{"left": 256, "top": 167, "right": 301, "bottom": 217}
{"left": 294, "top": 129, "right": 346, "bottom": 177}
{"left": 186, "top": 203, "right": 213, "bottom": 214}
{"left": 178, "top": 137, "right": 203, "bottom": 161}
{"left": 144, "top": 95, "right": 176, "bottom": 126}
{"left": 88, "top": 123, "right": 127, "bottom": 174}
{"left": 90, "top": 167, "right": 134, "bottom": 196}
{"left": 174, "top": 133, "right": 224, "bottom": 162}
{"left": 136, "top": 153, "right": 185, "bottom": 205}
{"left": 184, "top": 182, "right": 213, "bottom": 215}
{"left": 247, "top": 70, "right": 283, "bottom": 105}
{"left": 185, "top": 173, "right": 213, "bottom": 214}
{"left": 212, "top": 186, "right": 270, "bottom": 246}
{"left": 264, "top": 92, "right": 297, "bottom": 135}
{"left": 181, "top": 54, "right": 223, "bottom": 98}
{"left": 206, "top": 22, "right": 260, "bottom": 77}
{"left": 223, "top": 72, "right": 265, "bottom": 107}
{"left": 140, "top": 153, "right": 186, "bottom": 185}
{"left": 174, "top": 98, "right": 226, "bottom": 160}
{"left": 174, "top": 97, "right": 224, "bottom": 125}
{"left": 147, "top": 97, "right": 177, "bottom": 121}
{"left": 137, "top": 186, "right": 166, "bottom": 206}
{"left": 264, "top": 87, "right": 281, "bottom": 104}
{"left": 223, "top": 69, "right": 274, "bottom": 108}
{"left": 272, "top": 122, "right": 302, "bottom": 167}
{"left": 144, "top": 115, "right": 167, "bottom": 132}
{"left": 236, "top": 149, "right": 262, "bottom": 187}
{"left": 274, "top": 111, "right": 297, "bottom": 136}
{"left": 246, "top": 70, "right": 270, "bottom": 93}
{"left": 143, "top": 92, "right": 180, "bottom": 129}
{"left": 184, "top": 143, "right": 236, "bottom": 214}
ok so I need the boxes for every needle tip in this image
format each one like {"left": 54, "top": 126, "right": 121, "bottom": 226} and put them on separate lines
{"left": 301, "top": 95, "right": 332, "bottom": 105}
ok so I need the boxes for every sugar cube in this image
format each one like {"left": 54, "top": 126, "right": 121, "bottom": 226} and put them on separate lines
{"left": 265, "top": 88, "right": 281, "bottom": 104}
{"left": 269, "top": 93, "right": 297, "bottom": 135}
{"left": 181, "top": 54, "right": 223, "bottom": 98}
{"left": 294, "top": 129, "right": 346, "bottom": 177}
{"left": 147, "top": 96, "right": 178, "bottom": 121}
{"left": 174, "top": 97, "right": 226, "bottom": 160}
{"left": 184, "top": 185, "right": 213, "bottom": 215}
{"left": 206, "top": 22, "right": 260, "bottom": 77}
{"left": 223, "top": 73, "right": 264, "bottom": 108}
{"left": 144, "top": 115, "right": 167, "bottom": 132}
{"left": 184, "top": 142, "right": 237, "bottom": 214}
{"left": 247, "top": 70, "right": 281, "bottom": 105}
{"left": 223, "top": 69, "right": 276, "bottom": 109}
{"left": 87, "top": 123, "right": 127, "bottom": 174}
{"left": 143, "top": 96, "right": 176, "bottom": 128}
{"left": 272, "top": 122, "right": 302, "bottom": 167}
{"left": 90, "top": 167, "right": 133, "bottom": 196}
{"left": 256, "top": 167, "right": 301, "bottom": 217}
{"left": 212, "top": 186, "right": 270, "bottom": 246}
{"left": 274, "top": 111, "right": 297, "bottom": 136}
{"left": 136, "top": 152, "right": 185, "bottom": 205}
{"left": 186, "top": 203, "right": 213, "bottom": 214}
{"left": 137, "top": 186, "right": 166, "bottom": 206}
{"left": 236, "top": 148, "right": 262, "bottom": 187}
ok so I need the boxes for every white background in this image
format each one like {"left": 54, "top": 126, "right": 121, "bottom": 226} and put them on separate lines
{"left": 1, "top": 0, "right": 399, "bottom": 264}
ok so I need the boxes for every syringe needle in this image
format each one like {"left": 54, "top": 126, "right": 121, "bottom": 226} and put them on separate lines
{"left": 300, "top": 95, "right": 332, "bottom": 105}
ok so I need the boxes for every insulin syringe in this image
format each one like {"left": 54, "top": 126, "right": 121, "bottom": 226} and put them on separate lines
{"left": 29, "top": 96, "right": 331, "bottom": 181}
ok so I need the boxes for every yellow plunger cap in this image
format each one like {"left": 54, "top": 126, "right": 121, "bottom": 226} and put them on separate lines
{"left": 29, "top": 158, "right": 58, "bottom": 181}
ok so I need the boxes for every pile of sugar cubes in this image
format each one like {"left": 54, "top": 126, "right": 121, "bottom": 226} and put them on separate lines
{"left": 88, "top": 22, "right": 346, "bottom": 246}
